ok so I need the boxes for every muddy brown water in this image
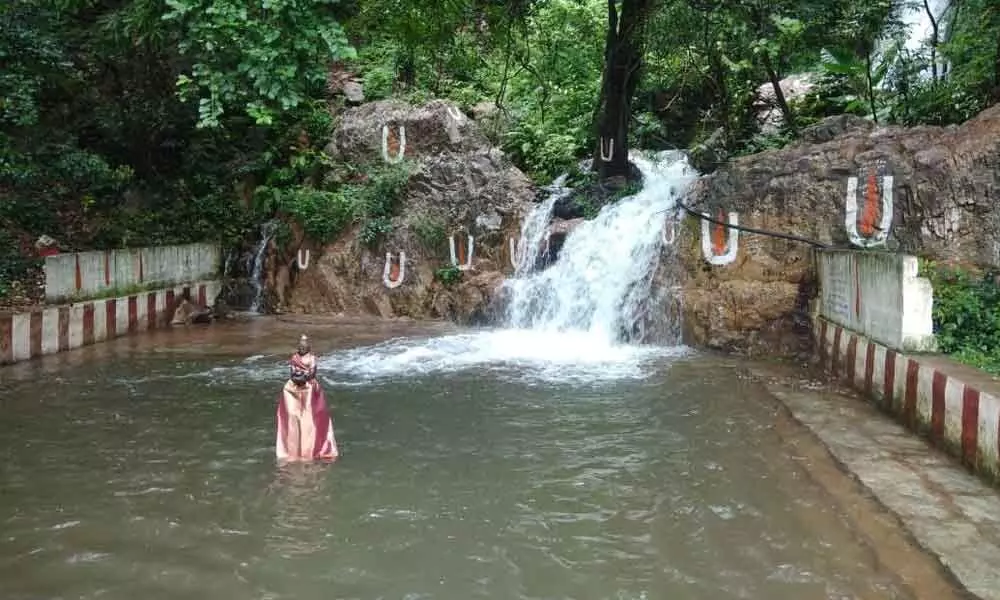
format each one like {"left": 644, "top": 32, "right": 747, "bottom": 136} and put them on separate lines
{"left": 0, "top": 317, "right": 964, "bottom": 599}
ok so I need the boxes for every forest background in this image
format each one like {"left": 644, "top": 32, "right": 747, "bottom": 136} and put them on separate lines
{"left": 2, "top": 0, "right": 998, "bottom": 312}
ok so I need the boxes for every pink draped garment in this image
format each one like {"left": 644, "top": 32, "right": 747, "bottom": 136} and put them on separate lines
{"left": 276, "top": 352, "right": 339, "bottom": 462}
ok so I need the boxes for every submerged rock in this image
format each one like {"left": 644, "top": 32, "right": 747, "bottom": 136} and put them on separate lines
{"left": 677, "top": 103, "right": 1000, "bottom": 358}
{"left": 171, "top": 298, "right": 213, "bottom": 325}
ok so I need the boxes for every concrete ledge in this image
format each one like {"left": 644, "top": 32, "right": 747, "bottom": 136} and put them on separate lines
{"left": 44, "top": 243, "right": 221, "bottom": 303}
{"left": 0, "top": 280, "right": 221, "bottom": 366}
{"left": 815, "top": 316, "right": 1000, "bottom": 484}
{"left": 816, "top": 250, "right": 936, "bottom": 352}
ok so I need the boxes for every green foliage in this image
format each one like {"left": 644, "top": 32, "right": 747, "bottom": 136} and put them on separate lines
{"left": 0, "top": 230, "right": 39, "bottom": 301}
{"left": 411, "top": 214, "right": 448, "bottom": 252}
{"left": 256, "top": 186, "right": 353, "bottom": 243}
{"left": 733, "top": 129, "right": 797, "bottom": 158}
{"left": 359, "top": 216, "right": 392, "bottom": 246}
{"left": 255, "top": 160, "right": 411, "bottom": 246}
{"left": 499, "top": 0, "right": 606, "bottom": 181}
{"left": 164, "top": 0, "right": 357, "bottom": 128}
{"left": 922, "top": 261, "right": 1000, "bottom": 374}
{"left": 435, "top": 264, "right": 463, "bottom": 286}
{"left": 0, "top": 0, "right": 355, "bottom": 275}
{"left": 352, "top": 162, "right": 412, "bottom": 247}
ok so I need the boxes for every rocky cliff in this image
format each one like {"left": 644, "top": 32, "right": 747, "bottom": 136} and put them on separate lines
{"left": 278, "top": 100, "right": 536, "bottom": 322}
{"left": 678, "top": 104, "right": 1000, "bottom": 358}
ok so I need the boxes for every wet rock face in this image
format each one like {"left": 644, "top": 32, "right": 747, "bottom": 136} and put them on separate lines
{"left": 677, "top": 103, "right": 1000, "bottom": 358}
{"left": 283, "top": 100, "right": 537, "bottom": 321}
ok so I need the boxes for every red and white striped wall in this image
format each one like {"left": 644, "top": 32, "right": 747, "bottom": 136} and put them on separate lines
{"left": 0, "top": 281, "right": 220, "bottom": 366}
{"left": 815, "top": 317, "right": 1000, "bottom": 482}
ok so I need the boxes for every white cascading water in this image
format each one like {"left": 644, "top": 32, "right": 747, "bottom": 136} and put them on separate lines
{"left": 503, "top": 150, "right": 696, "bottom": 342}
{"left": 899, "top": 0, "right": 950, "bottom": 55}
{"left": 890, "top": 0, "right": 951, "bottom": 79}
{"left": 512, "top": 174, "right": 567, "bottom": 276}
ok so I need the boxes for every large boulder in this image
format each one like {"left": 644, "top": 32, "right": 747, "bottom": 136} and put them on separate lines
{"left": 283, "top": 100, "right": 536, "bottom": 321}
{"left": 677, "top": 103, "right": 1000, "bottom": 357}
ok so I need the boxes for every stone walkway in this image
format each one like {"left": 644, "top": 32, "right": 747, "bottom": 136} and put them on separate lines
{"left": 754, "top": 365, "right": 1000, "bottom": 600}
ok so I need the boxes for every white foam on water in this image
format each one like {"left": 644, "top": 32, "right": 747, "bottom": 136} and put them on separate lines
{"left": 314, "top": 329, "right": 691, "bottom": 385}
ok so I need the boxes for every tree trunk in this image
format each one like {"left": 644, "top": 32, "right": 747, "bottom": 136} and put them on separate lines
{"left": 865, "top": 50, "right": 879, "bottom": 123}
{"left": 708, "top": 45, "right": 731, "bottom": 141}
{"left": 593, "top": 0, "right": 653, "bottom": 181}
{"left": 761, "top": 54, "right": 794, "bottom": 132}
{"left": 994, "top": 29, "right": 1000, "bottom": 98}
{"left": 923, "top": 0, "right": 940, "bottom": 81}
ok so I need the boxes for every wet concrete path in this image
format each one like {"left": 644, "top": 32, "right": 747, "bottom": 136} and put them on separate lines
{"left": 753, "top": 363, "right": 1000, "bottom": 600}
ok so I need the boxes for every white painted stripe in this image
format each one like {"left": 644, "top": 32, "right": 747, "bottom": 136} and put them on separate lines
{"left": 11, "top": 313, "right": 30, "bottom": 361}
{"left": 41, "top": 308, "right": 59, "bottom": 355}
{"left": 915, "top": 364, "right": 935, "bottom": 429}
{"left": 93, "top": 301, "right": 107, "bottom": 342}
{"left": 892, "top": 353, "right": 907, "bottom": 415}
{"left": 978, "top": 393, "right": 1000, "bottom": 465}
{"left": 155, "top": 289, "right": 167, "bottom": 322}
{"left": 943, "top": 376, "right": 965, "bottom": 446}
{"left": 68, "top": 304, "right": 85, "bottom": 350}
{"left": 871, "top": 343, "right": 887, "bottom": 402}
{"left": 853, "top": 335, "right": 867, "bottom": 389}
{"left": 135, "top": 294, "right": 148, "bottom": 331}
{"left": 115, "top": 297, "right": 128, "bottom": 337}
{"left": 822, "top": 322, "right": 835, "bottom": 370}
{"left": 838, "top": 327, "right": 849, "bottom": 375}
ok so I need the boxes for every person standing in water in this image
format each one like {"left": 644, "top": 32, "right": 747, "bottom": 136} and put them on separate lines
{"left": 276, "top": 334, "right": 339, "bottom": 462}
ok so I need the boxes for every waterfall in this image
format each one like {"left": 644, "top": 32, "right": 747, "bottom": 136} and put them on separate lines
{"left": 247, "top": 221, "right": 277, "bottom": 314}
{"left": 892, "top": 0, "right": 951, "bottom": 79}
{"left": 503, "top": 150, "right": 698, "bottom": 344}
{"left": 244, "top": 152, "right": 699, "bottom": 384}
{"left": 512, "top": 175, "right": 566, "bottom": 276}
{"left": 899, "top": 0, "right": 950, "bottom": 54}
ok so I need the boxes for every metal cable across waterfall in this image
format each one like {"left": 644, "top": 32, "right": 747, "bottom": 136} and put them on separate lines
{"left": 665, "top": 198, "right": 830, "bottom": 249}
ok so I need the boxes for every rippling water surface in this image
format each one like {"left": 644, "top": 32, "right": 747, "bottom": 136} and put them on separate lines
{"left": 0, "top": 324, "right": 916, "bottom": 600}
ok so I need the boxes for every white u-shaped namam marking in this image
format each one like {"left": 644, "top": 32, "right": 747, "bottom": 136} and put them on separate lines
{"left": 700, "top": 212, "right": 739, "bottom": 266}
{"left": 296, "top": 249, "right": 310, "bottom": 270}
{"left": 446, "top": 106, "right": 465, "bottom": 124}
{"left": 449, "top": 232, "right": 475, "bottom": 271}
{"left": 845, "top": 175, "right": 893, "bottom": 248}
{"left": 382, "top": 252, "right": 406, "bottom": 288}
{"left": 508, "top": 237, "right": 521, "bottom": 269}
{"left": 661, "top": 216, "right": 676, "bottom": 246}
{"left": 599, "top": 137, "right": 615, "bottom": 162}
{"left": 381, "top": 124, "right": 406, "bottom": 163}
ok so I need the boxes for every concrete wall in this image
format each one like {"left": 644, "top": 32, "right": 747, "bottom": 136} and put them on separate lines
{"left": 0, "top": 281, "right": 221, "bottom": 365}
{"left": 815, "top": 317, "right": 1000, "bottom": 484}
{"left": 44, "top": 243, "right": 220, "bottom": 303}
{"left": 816, "top": 249, "right": 936, "bottom": 352}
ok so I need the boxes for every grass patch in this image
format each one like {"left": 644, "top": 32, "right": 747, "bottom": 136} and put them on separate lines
{"left": 921, "top": 260, "right": 1000, "bottom": 374}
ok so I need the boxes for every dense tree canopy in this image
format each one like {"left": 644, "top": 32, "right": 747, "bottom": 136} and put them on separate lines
{"left": 2, "top": 0, "right": 998, "bottom": 299}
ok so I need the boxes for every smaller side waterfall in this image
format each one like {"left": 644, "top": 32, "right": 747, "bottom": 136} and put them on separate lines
{"left": 219, "top": 220, "right": 277, "bottom": 314}
{"left": 247, "top": 221, "right": 277, "bottom": 313}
